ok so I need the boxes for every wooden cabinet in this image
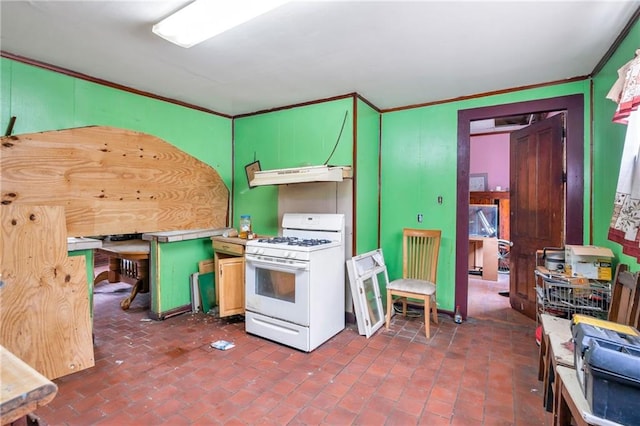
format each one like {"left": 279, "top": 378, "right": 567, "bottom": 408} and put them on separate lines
{"left": 212, "top": 237, "right": 246, "bottom": 317}
{"left": 470, "top": 191, "right": 510, "bottom": 241}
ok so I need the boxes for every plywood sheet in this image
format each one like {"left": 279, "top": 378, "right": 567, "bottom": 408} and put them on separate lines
{"left": 0, "top": 205, "right": 94, "bottom": 380}
{"left": 1, "top": 126, "right": 229, "bottom": 237}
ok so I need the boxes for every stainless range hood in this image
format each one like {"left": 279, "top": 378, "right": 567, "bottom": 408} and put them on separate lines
{"left": 250, "top": 165, "right": 352, "bottom": 187}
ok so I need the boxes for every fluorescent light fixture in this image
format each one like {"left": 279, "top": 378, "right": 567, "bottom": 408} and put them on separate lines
{"left": 152, "top": 0, "right": 289, "bottom": 48}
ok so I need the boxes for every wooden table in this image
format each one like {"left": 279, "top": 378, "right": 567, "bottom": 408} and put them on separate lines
{"left": 555, "top": 366, "right": 623, "bottom": 426}
{"left": 94, "top": 239, "right": 150, "bottom": 310}
{"left": 468, "top": 236, "right": 498, "bottom": 281}
{"left": 0, "top": 345, "right": 57, "bottom": 425}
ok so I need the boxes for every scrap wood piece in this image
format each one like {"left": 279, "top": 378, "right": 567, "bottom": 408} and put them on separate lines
{"left": 0, "top": 205, "right": 94, "bottom": 380}
{"left": 0, "top": 345, "right": 58, "bottom": 424}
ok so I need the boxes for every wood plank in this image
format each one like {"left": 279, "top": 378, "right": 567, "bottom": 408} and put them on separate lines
{"left": 0, "top": 345, "right": 58, "bottom": 424}
{"left": 0, "top": 126, "right": 229, "bottom": 236}
{"left": 199, "top": 259, "right": 215, "bottom": 274}
{"left": 0, "top": 205, "right": 94, "bottom": 380}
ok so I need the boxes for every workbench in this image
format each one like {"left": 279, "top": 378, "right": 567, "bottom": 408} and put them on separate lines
{"left": 0, "top": 346, "right": 57, "bottom": 425}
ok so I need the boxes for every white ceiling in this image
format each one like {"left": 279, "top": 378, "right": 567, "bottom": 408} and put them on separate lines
{"left": 1, "top": 1, "right": 638, "bottom": 116}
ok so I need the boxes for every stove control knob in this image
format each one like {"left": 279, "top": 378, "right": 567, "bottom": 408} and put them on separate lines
{"left": 283, "top": 251, "right": 291, "bottom": 258}
{"left": 288, "top": 252, "right": 297, "bottom": 259}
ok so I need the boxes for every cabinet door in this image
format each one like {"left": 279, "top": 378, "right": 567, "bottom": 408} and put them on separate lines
{"left": 218, "top": 257, "right": 245, "bottom": 317}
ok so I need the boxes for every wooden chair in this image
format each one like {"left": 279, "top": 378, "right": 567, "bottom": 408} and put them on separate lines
{"left": 385, "top": 229, "right": 441, "bottom": 338}
{"left": 608, "top": 263, "right": 640, "bottom": 326}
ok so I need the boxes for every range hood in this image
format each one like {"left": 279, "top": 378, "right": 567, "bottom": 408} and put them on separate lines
{"left": 250, "top": 165, "right": 352, "bottom": 187}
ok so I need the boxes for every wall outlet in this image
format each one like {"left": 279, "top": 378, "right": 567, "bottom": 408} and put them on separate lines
{"left": 417, "top": 214, "right": 423, "bottom": 223}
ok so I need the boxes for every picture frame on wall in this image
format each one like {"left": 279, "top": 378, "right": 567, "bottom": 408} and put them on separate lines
{"left": 245, "top": 161, "right": 261, "bottom": 188}
{"left": 469, "top": 173, "right": 488, "bottom": 191}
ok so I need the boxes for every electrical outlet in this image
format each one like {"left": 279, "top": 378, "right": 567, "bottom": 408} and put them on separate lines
{"left": 417, "top": 214, "right": 423, "bottom": 223}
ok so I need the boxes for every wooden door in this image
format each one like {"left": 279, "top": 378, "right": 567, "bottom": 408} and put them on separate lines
{"left": 509, "top": 114, "right": 565, "bottom": 319}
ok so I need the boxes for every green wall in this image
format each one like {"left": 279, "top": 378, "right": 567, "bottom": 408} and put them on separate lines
{"left": 233, "top": 99, "right": 354, "bottom": 235}
{"left": 355, "top": 98, "right": 381, "bottom": 253}
{"left": 381, "top": 81, "right": 592, "bottom": 312}
{"left": 591, "top": 19, "right": 640, "bottom": 272}
{"left": 151, "top": 238, "right": 214, "bottom": 315}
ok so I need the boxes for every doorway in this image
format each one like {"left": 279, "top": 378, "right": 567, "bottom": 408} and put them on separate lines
{"left": 456, "top": 94, "right": 585, "bottom": 320}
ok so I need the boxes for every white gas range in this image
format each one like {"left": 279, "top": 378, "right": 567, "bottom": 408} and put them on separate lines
{"left": 244, "top": 213, "right": 345, "bottom": 352}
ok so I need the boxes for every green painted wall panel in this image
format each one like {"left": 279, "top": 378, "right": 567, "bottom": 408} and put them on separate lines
{"left": 592, "top": 19, "right": 640, "bottom": 271}
{"left": 355, "top": 99, "right": 380, "bottom": 254}
{"left": 4, "top": 61, "right": 75, "bottom": 133}
{"left": 381, "top": 81, "right": 592, "bottom": 312}
{"left": 1, "top": 59, "right": 11, "bottom": 129}
{"left": 68, "top": 249, "right": 95, "bottom": 318}
{"left": 156, "top": 239, "right": 214, "bottom": 313}
{"left": 233, "top": 99, "right": 354, "bottom": 235}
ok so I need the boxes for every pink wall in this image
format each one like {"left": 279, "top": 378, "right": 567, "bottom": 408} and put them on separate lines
{"left": 470, "top": 133, "right": 510, "bottom": 191}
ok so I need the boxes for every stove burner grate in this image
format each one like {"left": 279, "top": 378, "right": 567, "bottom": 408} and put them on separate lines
{"left": 256, "top": 237, "right": 332, "bottom": 247}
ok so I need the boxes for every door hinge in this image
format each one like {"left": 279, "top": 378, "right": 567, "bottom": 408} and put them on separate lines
{"left": 562, "top": 172, "right": 567, "bottom": 183}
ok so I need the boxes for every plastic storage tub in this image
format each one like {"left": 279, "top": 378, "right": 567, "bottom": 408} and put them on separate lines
{"left": 584, "top": 338, "right": 640, "bottom": 425}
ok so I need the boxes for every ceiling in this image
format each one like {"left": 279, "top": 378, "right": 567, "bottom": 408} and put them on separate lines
{"left": 1, "top": 1, "right": 638, "bottom": 117}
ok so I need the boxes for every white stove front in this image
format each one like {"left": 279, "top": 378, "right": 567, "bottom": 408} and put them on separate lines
{"left": 244, "top": 213, "right": 345, "bottom": 352}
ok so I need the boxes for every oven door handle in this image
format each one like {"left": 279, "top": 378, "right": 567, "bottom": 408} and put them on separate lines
{"left": 245, "top": 255, "right": 309, "bottom": 272}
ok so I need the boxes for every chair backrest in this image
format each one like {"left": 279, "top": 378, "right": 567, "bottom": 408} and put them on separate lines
{"left": 402, "top": 228, "right": 441, "bottom": 284}
{"left": 608, "top": 263, "right": 640, "bottom": 326}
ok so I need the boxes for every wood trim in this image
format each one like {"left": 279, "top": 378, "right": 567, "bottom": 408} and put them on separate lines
{"left": 234, "top": 93, "right": 358, "bottom": 119}
{"left": 352, "top": 95, "right": 358, "bottom": 256}
{"left": 591, "top": 6, "right": 640, "bottom": 76}
{"left": 356, "top": 93, "right": 381, "bottom": 113}
{"left": 381, "top": 76, "right": 588, "bottom": 113}
{"left": 378, "top": 113, "right": 382, "bottom": 249}
{"left": 230, "top": 117, "right": 235, "bottom": 228}
{"left": 1, "top": 51, "right": 232, "bottom": 119}
{"left": 456, "top": 94, "right": 584, "bottom": 319}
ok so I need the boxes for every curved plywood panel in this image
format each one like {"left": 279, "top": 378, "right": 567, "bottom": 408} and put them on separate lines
{"left": 1, "top": 126, "right": 229, "bottom": 236}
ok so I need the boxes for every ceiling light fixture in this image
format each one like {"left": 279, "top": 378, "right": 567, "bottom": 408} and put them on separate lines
{"left": 152, "top": 0, "right": 290, "bottom": 48}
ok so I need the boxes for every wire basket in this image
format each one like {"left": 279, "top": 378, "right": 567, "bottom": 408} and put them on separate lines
{"left": 535, "top": 269, "right": 611, "bottom": 320}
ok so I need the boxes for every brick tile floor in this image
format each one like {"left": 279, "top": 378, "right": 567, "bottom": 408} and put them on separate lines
{"left": 34, "top": 272, "right": 552, "bottom": 425}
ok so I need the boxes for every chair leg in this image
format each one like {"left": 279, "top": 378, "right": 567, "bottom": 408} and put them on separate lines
{"left": 431, "top": 297, "right": 438, "bottom": 324}
{"left": 385, "top": 290, "right": 392, "bottom": 330}
{"left": 424, "top": 295, "right": 430, "bottom": 339}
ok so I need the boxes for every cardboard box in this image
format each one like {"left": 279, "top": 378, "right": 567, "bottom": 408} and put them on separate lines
{"left": 564, "top": 245, "right": 613, "bottom": 280}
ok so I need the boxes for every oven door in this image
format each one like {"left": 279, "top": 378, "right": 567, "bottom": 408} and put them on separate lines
{"left": 245, "top": 253, "right": 310, "bottom": 326}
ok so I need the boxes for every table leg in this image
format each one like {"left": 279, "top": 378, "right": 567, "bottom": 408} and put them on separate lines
{"left": 107, "top": 256, "right": 121, "bottom": 283}
{"left": 554, "top": 379, "right": 572, "bottom": 426}
{"left": 538, "top": 331, "right": 548, "bottom": 381}
{"left": 120, "top": 279, "right": 143, "bottom": 310}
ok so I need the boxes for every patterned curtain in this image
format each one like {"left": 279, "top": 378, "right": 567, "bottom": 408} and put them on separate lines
{"left": 608, "top": 49, "right": 640, "bottom": 261}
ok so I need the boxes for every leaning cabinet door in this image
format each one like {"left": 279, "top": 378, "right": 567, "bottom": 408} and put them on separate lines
{"left": 218, "top": 257, "right": 245, "bottom": 317}
{"left": 346, "top": 249, "right": 386, "bottom": 338}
